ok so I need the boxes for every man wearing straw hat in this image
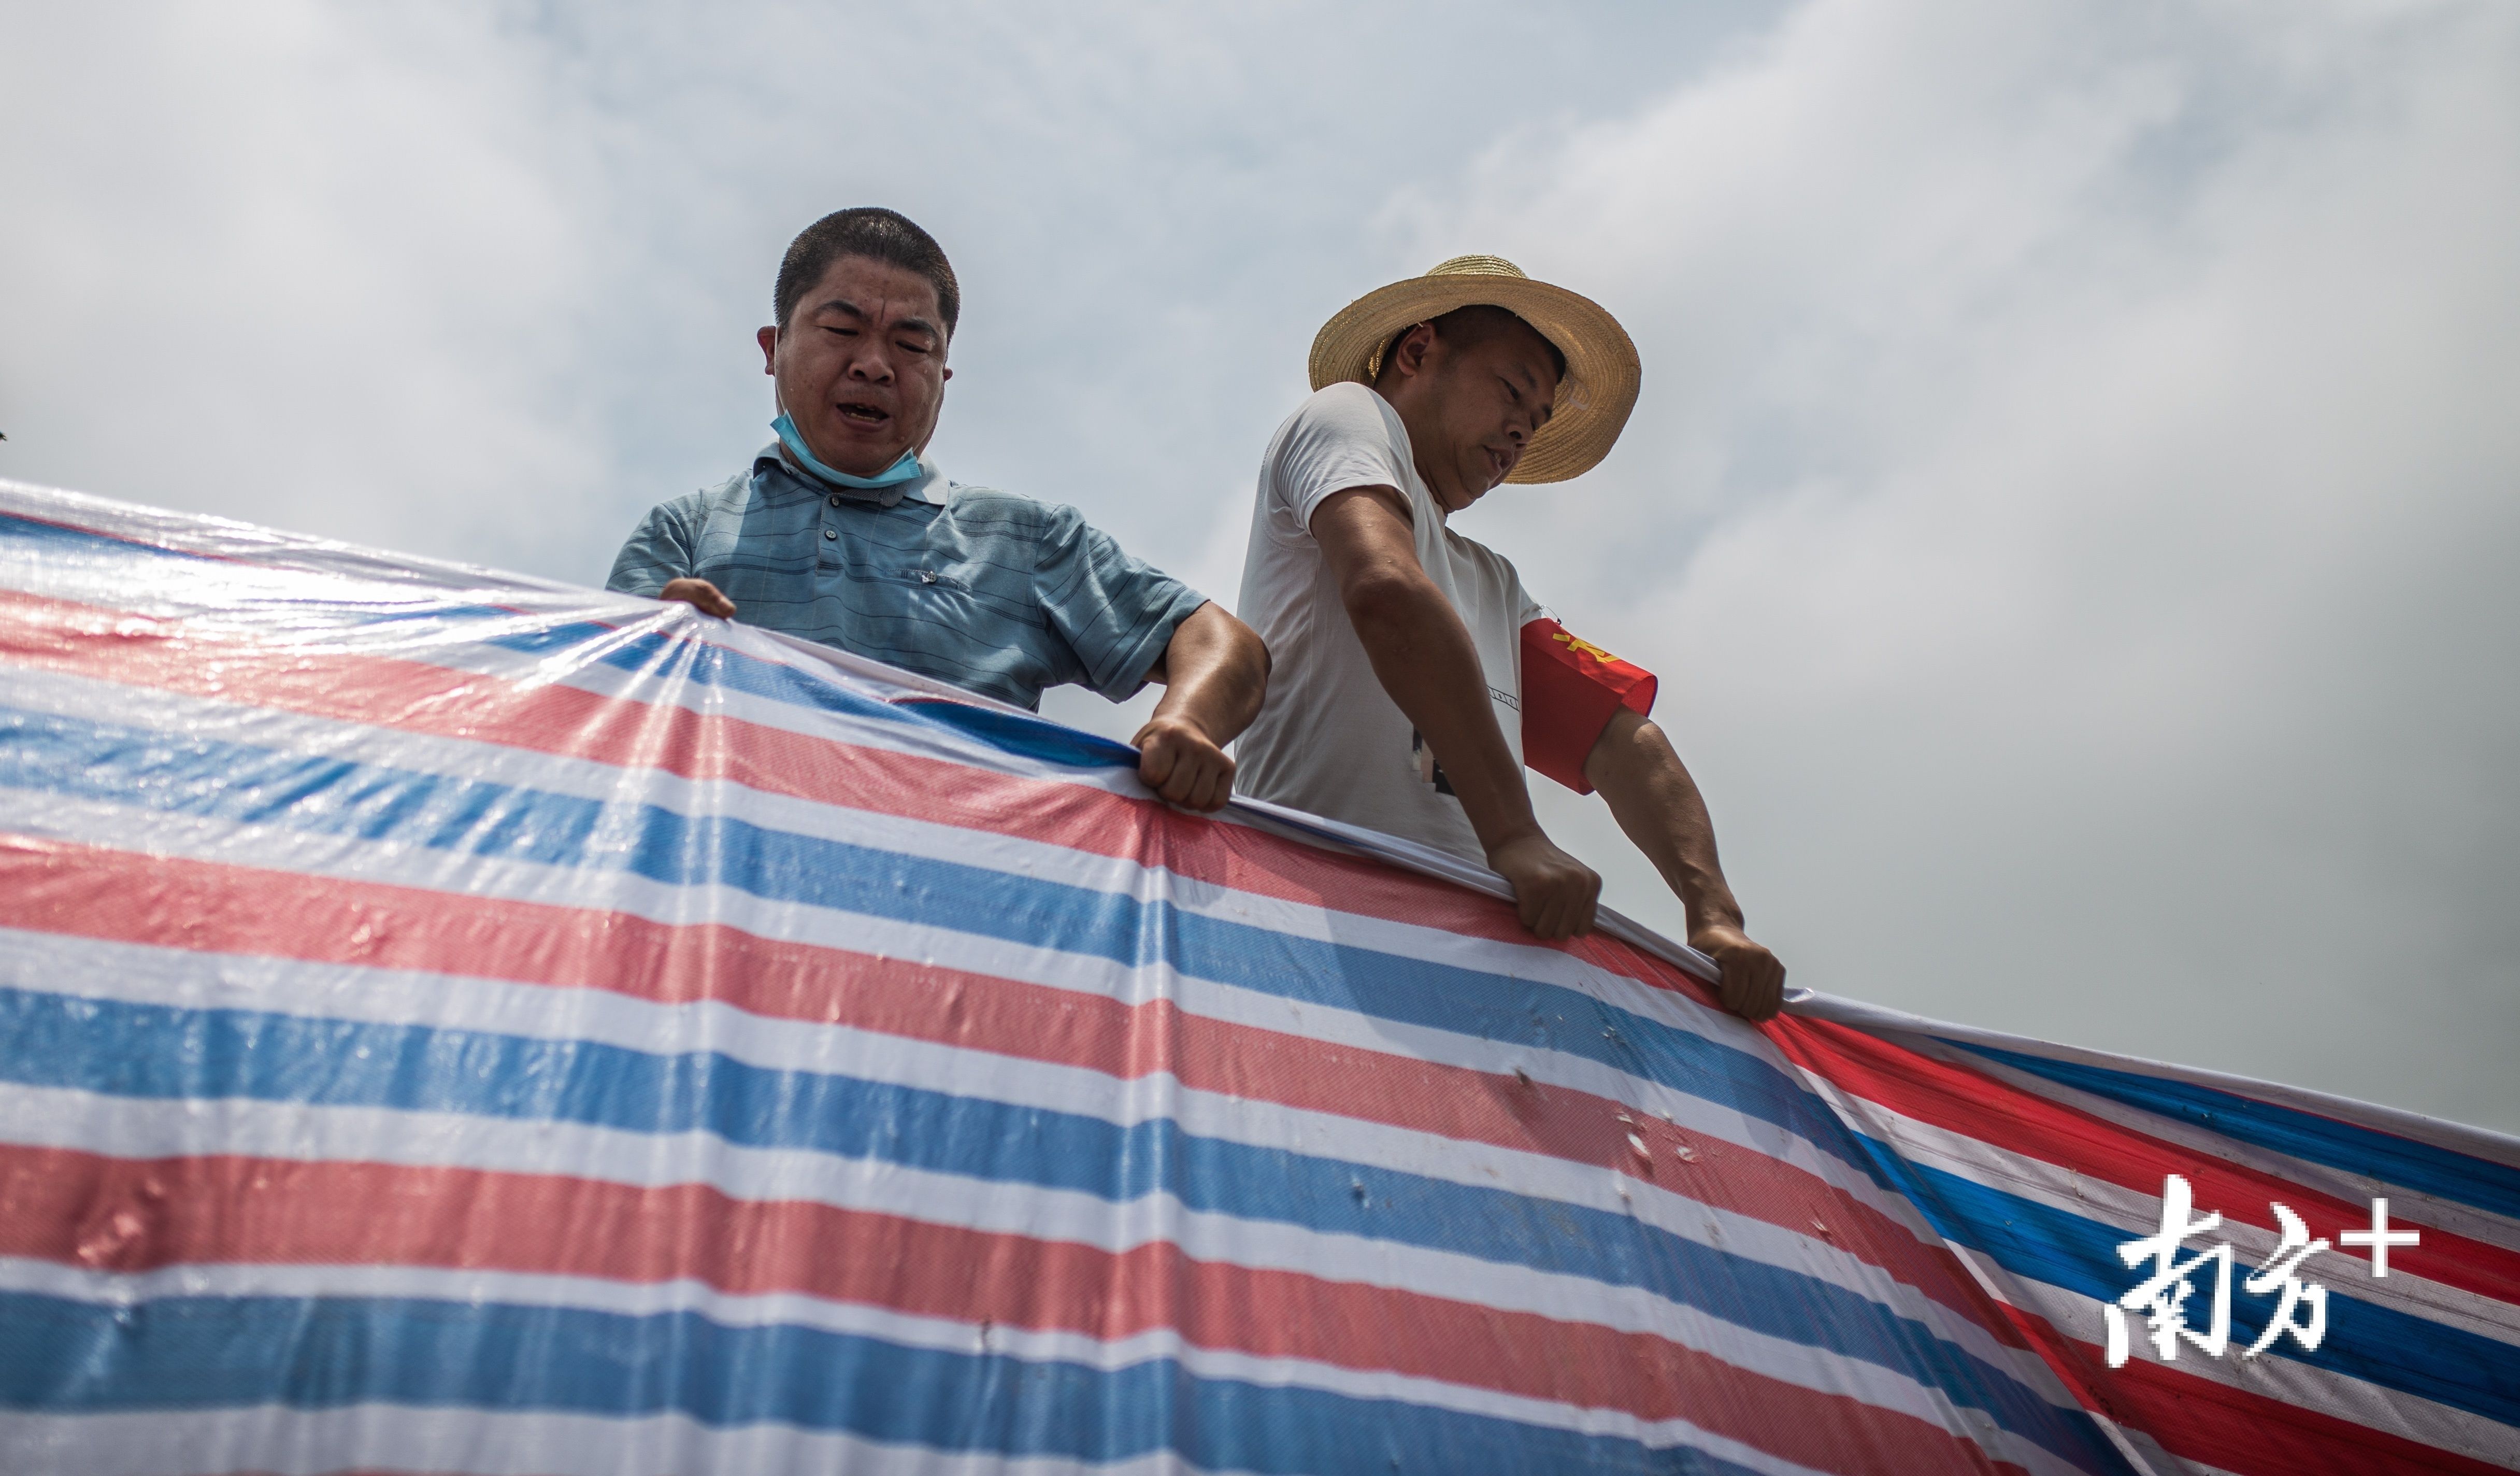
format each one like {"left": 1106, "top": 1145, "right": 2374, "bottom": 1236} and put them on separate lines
{"left": 1234, "top": 256, "right": 1785, "bottom": 1020}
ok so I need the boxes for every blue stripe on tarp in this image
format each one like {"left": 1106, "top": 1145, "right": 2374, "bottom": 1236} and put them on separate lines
{"left": 0, "top": 984, "right": 2117, "bottom": 1471}
{"left": 0, "top": 1290, "right": 1797, "bottom": 1476}
{"left": 1952, "top": 1041, "right": 2520, "bottom": 1223}
{"left": 1843, "top": 1127, "right": 2520, "bottom": 1431}
{"left": 0, "top": 704, "right": 1860, "bottom": 1175}
{"left": 887, "top": 695, "right": 1142, "bottom": 768}
{"left": 0, "top": 507, "right": 222, "bottom": 564}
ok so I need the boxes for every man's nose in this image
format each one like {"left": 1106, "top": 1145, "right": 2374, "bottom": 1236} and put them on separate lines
{"left": 846, "top": 348, "right": 895, "bottom": 384}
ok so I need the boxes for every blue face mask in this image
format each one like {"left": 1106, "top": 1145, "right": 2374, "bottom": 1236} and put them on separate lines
{"left": 771, "top": 413, "right": 923, "bottom": 489}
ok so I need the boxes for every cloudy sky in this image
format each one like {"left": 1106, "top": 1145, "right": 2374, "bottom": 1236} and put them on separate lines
{"left": 4, "top": 0, "right": 2515, "bottom": 1132}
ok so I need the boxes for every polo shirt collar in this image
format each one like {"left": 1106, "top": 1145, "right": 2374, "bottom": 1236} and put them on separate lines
{"left": 754, "top": 442, "right": 949, "bottom": 507}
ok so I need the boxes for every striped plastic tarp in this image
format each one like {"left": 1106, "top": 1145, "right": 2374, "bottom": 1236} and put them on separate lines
{"left": 0, "top": 477, "right": 2511, "bottom": 1476}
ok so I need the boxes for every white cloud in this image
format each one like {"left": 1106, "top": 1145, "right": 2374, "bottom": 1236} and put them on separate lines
{"left": 1415, "top": 0, "right": 2520, "bottom": 1127}
{"left": 0, "top": 5, "right": 606, "bottom": 568}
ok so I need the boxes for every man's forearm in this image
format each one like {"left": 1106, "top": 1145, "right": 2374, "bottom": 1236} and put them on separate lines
{"left": 1588, "top": 709, "right": 1784, "bottom": 1019}
{"left": 1304, "top": 485, "right": 1598, "bottom": 936}
{"left": 1344, "top": 574, "right": 1540, "bottom": 851}
{"left": 1130, "top": 602, "right": 1265, "bottom": 814}
{"left": 1586, "top": 709, "right": 1743, "bottom": 929}
{"left": 1146, "top": 602, "right": 1268, "bottom": 745}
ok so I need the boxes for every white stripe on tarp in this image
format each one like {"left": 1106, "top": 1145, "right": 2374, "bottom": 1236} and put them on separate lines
{"left": 2108, "top": 1421, "right": 2242, "bottom": 1476}
{"left": 0, "top": 1404, "right": 1199, "bottom": 1476}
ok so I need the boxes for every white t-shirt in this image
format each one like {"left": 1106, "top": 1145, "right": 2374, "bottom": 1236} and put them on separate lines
{"left": 1234, "top": 382, "right": 1543, "bottom": 862}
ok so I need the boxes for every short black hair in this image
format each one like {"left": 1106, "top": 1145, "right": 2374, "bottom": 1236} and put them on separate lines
{"left": 1429, "top": 304, "right": 1566, "bottom": 379}
{"left": 774, "top": 208, "right": 961, "bottom": 337}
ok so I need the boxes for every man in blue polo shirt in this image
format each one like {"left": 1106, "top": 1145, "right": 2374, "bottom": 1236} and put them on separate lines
{"left": 609, "top": 208, "right": 1267, "bottom": 811}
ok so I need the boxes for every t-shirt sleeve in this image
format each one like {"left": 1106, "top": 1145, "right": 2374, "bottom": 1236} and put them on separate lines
{"left": 1035, "top": 503, "right": 1212, "bottom": 702}
{"left": 1270, "top": 383, "right": 1415, "bottom": 538}
{"left": 605, "top": 499, "right": 700, "bottom": 598}
{"left": 1520, "top": 617, "right": 1659, "bottom": 794}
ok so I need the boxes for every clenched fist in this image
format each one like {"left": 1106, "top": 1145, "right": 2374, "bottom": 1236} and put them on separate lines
{"left": 1486, "top": 830, "right": 1601, "bottom": 941}
{"left": 1131, "top": 714, "right": 1236, "bottom": 813}
{"left": 1689, "top": 921, "right": 1786, "bottom": 1021}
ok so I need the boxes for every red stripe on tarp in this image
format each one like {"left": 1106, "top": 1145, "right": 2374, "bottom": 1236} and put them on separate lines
{"left": 1, "top": 1145, "right": 2041, "bottom": 1476}
{"left": 1769, "top": 1018, "right": 2520, "bottom": 1309}
{"left": 1987, "top": 1304, "right": 2512, "bottom": 1476}
{"left": 0, "top": 831, "right": 2015, "bottom": 1344}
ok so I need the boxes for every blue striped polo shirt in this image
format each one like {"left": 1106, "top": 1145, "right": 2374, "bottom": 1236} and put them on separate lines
{"left": 606, "top": 448, "right": 1207, "bottom": 711}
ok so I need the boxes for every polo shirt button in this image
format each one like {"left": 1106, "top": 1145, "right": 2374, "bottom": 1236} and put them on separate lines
{"left": 823, "top": 529, "right": 837, "bottom": 540}
{"left": 828, "top": 495, "right": 842, "bottom": 507}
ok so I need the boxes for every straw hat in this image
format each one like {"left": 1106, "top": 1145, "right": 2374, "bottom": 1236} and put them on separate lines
{"left": 1307, "top": 254, "right": 1640, "bottom": 484}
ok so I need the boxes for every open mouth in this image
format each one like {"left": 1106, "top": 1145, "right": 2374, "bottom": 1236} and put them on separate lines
{"left": 836, "top": 401, "right": 891, "bottom": 427}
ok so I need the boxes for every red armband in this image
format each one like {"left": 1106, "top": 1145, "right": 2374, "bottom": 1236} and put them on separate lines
{"left": 1520, "top": 618, "right": 1657, "bottom": 794}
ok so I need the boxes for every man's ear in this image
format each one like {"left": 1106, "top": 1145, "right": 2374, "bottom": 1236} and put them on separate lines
{"left": 1387, "top": 321, "right": 1438, "bottom": 380}
{"left": 757, "top": 324, "right": 779, "bottom": 374}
